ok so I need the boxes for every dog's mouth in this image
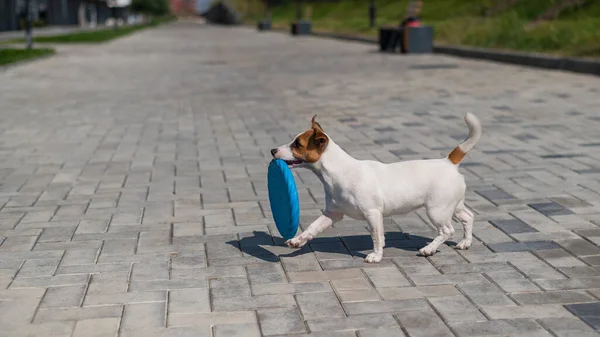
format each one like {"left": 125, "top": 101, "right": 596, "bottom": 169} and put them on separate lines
{"left": 284, "top": 159, "right": 304, "bottom": 167}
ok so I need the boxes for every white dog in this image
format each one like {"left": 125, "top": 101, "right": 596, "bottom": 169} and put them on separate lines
{"left": 270, "top": 113, "right": 481, "bottom": 262}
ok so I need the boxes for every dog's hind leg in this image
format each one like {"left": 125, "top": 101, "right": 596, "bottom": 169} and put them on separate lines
{"left": 419, "top": 205, "right": 455, "bottom": 256}
{"left": 453, "top": 201, "right": 474, "bottom": 250}
{"left": 286, "top": 210, "right": 343, "bottom": 248}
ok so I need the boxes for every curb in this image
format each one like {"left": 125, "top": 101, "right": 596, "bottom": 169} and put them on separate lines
{"left": 434, "top": 45, "right": 600, "bottom": 77}
{"left": 310, "top": 31, "right": 376, "bottom": 45}
{"left": 252, "top": 25, "right": 600, "bottom": 77}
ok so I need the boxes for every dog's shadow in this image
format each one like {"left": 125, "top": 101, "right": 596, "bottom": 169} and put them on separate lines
{"left": 227, "top": 231, "right": 458, "bottom": 262}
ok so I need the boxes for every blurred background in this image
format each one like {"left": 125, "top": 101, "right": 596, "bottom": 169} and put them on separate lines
{"left": 229, "top": 0, "right": 600, "bottom": 58}
{"left": 2, "top": 0, "right": 599, "bottom": 66}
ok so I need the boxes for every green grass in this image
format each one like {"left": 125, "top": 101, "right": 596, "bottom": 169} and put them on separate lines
{"left": 0, "top": 48, "right": 55, "bottom": 66}
{"left": 7, "top": 15, "right": 176, "bottom": 44}
{"left": 233, "top": 0, "right": 600, "bottom": 57}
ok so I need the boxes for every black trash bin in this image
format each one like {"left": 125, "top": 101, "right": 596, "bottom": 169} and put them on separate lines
{"left": 291, "top": 20, "right": 311, "bottom": 35}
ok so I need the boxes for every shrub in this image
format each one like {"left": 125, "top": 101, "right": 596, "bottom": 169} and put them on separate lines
{"left": 131, "top": 0, "right": 171, "bottom": 16}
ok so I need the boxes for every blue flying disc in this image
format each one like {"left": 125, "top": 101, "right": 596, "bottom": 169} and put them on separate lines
{"left": 267, "top": 159, "right": 300, "bottom": 240}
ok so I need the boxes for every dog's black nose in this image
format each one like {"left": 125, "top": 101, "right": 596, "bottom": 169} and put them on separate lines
{"left": 270, "top": 148, "right": 278, "bottom": 157}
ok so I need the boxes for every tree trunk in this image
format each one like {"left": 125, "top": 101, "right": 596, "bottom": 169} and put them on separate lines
{"left": 526, "top": 0, "right": 590, "bottom": 30}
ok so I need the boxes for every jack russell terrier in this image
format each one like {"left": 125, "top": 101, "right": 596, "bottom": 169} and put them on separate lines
{"left": 270, "top": 113, "right": 482, "bottom": 262}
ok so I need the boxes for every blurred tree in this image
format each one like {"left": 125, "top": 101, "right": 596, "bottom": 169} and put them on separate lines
{"left": 131, "top": 0, "right": 170, "bottom": 16}
{"left": 527, "top": 0, "right": 592, "bottom": 29}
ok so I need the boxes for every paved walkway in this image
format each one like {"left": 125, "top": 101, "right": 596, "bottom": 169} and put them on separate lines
{"left": 1, "top": 21, "right": 600, "bottom": 337}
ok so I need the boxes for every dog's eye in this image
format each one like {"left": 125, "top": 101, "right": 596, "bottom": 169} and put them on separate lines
{"left": 294, "top": 139, "right": 301, "bottom": 148}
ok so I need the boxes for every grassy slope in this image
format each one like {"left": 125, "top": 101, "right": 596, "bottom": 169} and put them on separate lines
{"left": 234, "top": 0, "right": 600, "bottom": 57}
{"left": 0, "top": 48, "right": 55, "bottom": 66}
{"left": 7, "top": 15, "right": 175, "bottom": 44}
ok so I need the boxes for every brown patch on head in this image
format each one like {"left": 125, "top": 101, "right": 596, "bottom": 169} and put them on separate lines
{"left": 290, "top": 114, "right": 329, "bottom": 163}
{"left": 448, "top": 146, "right": 466, "bottom": 165}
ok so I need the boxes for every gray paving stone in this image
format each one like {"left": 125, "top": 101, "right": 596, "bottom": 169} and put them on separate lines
{"left": 59, "top": 248, "right": 100, "bottom": 265}
{"left": 509, "top": 258, "right": 567, "bottom": 280}
{"left": 130, "top": 279, "right": 207, "bottom": 292}
{"left": 0, "top": 292, "right": 46, "bottom": 327}
{"left": 358, "top": 327, "right": 406, "bottom": 337}
{"left": 538, "top": 317, "right": 600, "bottom": 336}
{"left": 209, "top": 276, "right": 251, "bottom": 296}
{"left": 481, "top": 304, "right": 574, "bottom": 319}
{"left": 320, "top": 258, "right": 397, "bottom": 270}
{"left": 34, "top": 305, "right": 123, "bottom": 323}
{"left": 288, "top": 269, "right": 363, "bottom": 283}
{"left": 535, "top": 248, "right": 588, "bottom": 268}
{"left": 310, "top": 241, "right": 353, "bottom": 260}
{"left": 212, "top": 294, "right": 296, "bottom": 311}
{"left": 247, "top": 263, "right": 287, "bottom": 285}
{"left": 168, "top": 288, "right": 210, "bottom": 313}
{"left": 428, "top": 295, "right": 487, "bottom": 322}
{"left": 40, "top": 285, "right": 86, "bottom": 308}
{"left": 251, "top": 281, "right": 332, "bottom": 296}
{"left": 39, "top": 226, "right": 77, "bottom": 242}
{"left": 538, "top": 276, "right": 600, "bottom": 290}
{"left": 564, "top": 302, "right": 600, "bottom": 332}
{"left": 485, "top": 270, "right": 541, "bottom": 293}
{"left": 399, "top": 262, "right": 442, "bottom": 276}
{"left": 408, "top": 273, "right": 488, "bottom": 286}
{"left": 581, "top": 255, "right": 600, "bottom": 266}
{"left": 119, "top": 326, "right": 211, "bottom": 337}
{"left": 511, "top": 230, "right": 582, "bottom": 242}
{"left": 439, "top": 262, "right": 513, "bottom": 274}
{"left": 556, "top": 239, "right": 600, "bottom": 257}
{"left": 308, "top": 313, "right": 399, "bottom": 332}
{"left": 489, "top": 240, "right": 561, "bottom": 252}
{"left": 489, "top": 218, "right": 537, "bottom": 234}
{"left": 2, "top": 321, "right": 75, "bottom": 337}
{"left": 363, "top": 266, "right": 411, "bottom": 288}
{"left": 83, "top": 291, "right": 166, "bottom": 306}
{"left": 395, "top": 309, "right": 454, "bottom": 337}
{"left": 214, "top": 323, "right": 261, "bottom": 337}
{"left": 449, "top": 319, "right": 550, "bottom": 336}
{"left": 472, "top": 225, "right": 516, "bottom": 244}
{"left": 476, "top": 188, "right": 515, "bottom": 202}
{"left": 343, "top": 298, "right": 429, "bottom": 315}
{"left": 170, "top": 251, "right": 207, "bottom": 270}
{"left": 529, "top": 202, "right": 574, "bottom": 216}
{"left": 337, "top": 288, "right": 382, "bottom": 302}
{"left": 295, "top": 292, "right": 345, "bottom": 320}
{"left": 331, "top": 277, "right": 372, "bottom": 291}
{"left": 457, "top": 280, "right": 516, "bottom": 307}
{"left": 257, "top": 307, "right": 306, "bottom": 336}
{"left": 378, "top": 285, "right": 459, "bottom": 300}
{"left": 511, "top": 290, "right": 597, "bottom": 305}
{"left": 121, "top": 302, "right": 166, "bottom": 331}
{"left": 168, "top": 311, "right": 256, "bottom": 327}
{"left": 72, "top": 318, "right": 120, "bottom": 337}
{"left": 56, "top": 263, "right": 130, "bottom": 276}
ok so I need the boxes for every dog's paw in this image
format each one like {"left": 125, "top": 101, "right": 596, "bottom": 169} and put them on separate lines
{"left": 455, "top": 239, "right": 472, "bottom": 250}
{"left": 364, "top": 252, "right": 383, "bottom": 263}
{"left": 285, "top": 235, "right": 308, "bottom": 248}
{"left": 418, "top": 245, "right": 438, "bottom": 256}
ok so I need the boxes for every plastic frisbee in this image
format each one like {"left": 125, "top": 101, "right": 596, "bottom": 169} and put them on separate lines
{"left": 267, "top": 159, "right": 300, "bottom": 240}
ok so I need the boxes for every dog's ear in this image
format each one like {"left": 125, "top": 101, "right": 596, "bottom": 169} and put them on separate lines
{"left": 311, "top": 114, "right": 324, "bottom": 132}
{"left": 296, "top": 115, "right": 329, "bottom": 163}
{"left": 313, "top": 128, "right": 327, "bottom": 146}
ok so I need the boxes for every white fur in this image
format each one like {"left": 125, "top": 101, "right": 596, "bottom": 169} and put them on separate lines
{"left": 273, "top": 113, "right": 482, "bottom": 261}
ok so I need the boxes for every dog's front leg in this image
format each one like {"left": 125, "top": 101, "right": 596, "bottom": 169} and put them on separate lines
{"left": 365, "top": 209, "right": 385, "bottom": 263}
{"left": 285, "top": 210, "right": 343, "bottom": 248}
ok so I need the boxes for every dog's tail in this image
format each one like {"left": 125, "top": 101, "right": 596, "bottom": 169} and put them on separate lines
{"left": 447, "top": 113, "right": 482, "bottom": 165}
